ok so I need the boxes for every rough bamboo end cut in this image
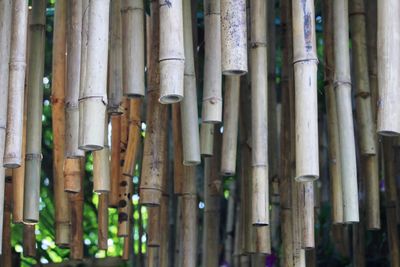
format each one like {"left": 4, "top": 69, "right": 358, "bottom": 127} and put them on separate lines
{"left": 139, "top": 188, "right": 162, "bottom": 206}
{"left": 159, "top": 60, "right": 185, "bottom": 104}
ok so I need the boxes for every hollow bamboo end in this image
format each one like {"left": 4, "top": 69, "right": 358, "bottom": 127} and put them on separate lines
{"left": 221, "top": 170, "right": 235, "bottom": 177}
{"left": 139, "top": 188, "right": 161, "bottom": 206}
{"left": 3, "top": 161, "right": 21, "bottom": 169}
{"left": 222, "top": 69, "right": 247, "bottom": 76}
{"left": 183, "top": 160, "right": 201, "bottom": 166}
{"left": 55, "top": 223, "right": 71, "bottom": 247}
{"left": 159, "top": 94, "right": 183, "bottom": 104}
{"left": 294, "top": 174, "right": 319, "bottom": 182}
{"left": 377, "top": 130, "right": 400, "bottom": 137}
{"left": 159, "top": 60, "right": 185, "bottom": 104}
{"left": 125, "top": 92, "right": 145, "bottom": 98}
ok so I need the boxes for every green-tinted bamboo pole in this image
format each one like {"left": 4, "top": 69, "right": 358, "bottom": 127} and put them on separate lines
{"left": 224, "top": 180, "right": 236, "bottom": 266}
{"left": 122, "top": 0, "right": 145, "bottom": 97}
{"left": 63, "top": 158, "right": 81, "bottom": 193}
{"left": 377, "top": 0, "right": 400, "bottom": 136}
{"left": 69, "top": 179, "right": 84, "bottom": 260}
{"left": 366, "top": 0, "right": 377, "bottom": 121}
{"left": 322, "top": 0, "right": 343, "bottom": 224}
{"left": 221, "top": 0, "right": 248, "bottom": 75}
{"left": 181, "top": 0, "right": 201, "bottom": 166}
{"left": 3, "top": 0, "right": 28, "bottom": 168}
{"left": 23, "top": 0, "right": 46, "bottom": 224}
{"left": 23, "top": 224, "right": 36, "bottom": 258}
{"left": 93, "top": 118, "right": 111, "bottom": 193}
{"left": 1, "top": 176, "right": 12, "bottom": 263}
{"left": 200, "top": 123, "right": 214, "bottom": 157}
{"left": 98, "top": 193, "right": 109, "bottom": 250}
{"left": 202, "top": 0, "right": 222, "bottom": 123}
{"left": 172, "top": 104, "right": 184, "bottom": 194}
{"left": 363, "top": 155, "right": 380, "bottom": 229}
{"left": 292, "top": 0, "right": 319, "bottom": 181}
{"left": 78, "top": 0, "right": 110, "bottom": 150}
{"left": 52, "top": 0, "right": 71, "bottom": 246}
{"left": 65, "top": 0, "right": 84, "bottom": 158}
{"left": 159, "top": 0, "right": 185, "bottom": 103}
{"left": 333, "top": 0, "right": 359, "bottom": 223}
{"left": 109, "top": 115, "right": 121, "bottom": 207}
{"left": 108, "top": 0, "right": 123, "bottom": 113}
{"left": 221, "top": 76, "right": 240, "bottom": 176}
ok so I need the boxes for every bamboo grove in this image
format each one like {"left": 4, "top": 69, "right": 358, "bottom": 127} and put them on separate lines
{"left": 0, "top": 0, "right": 400, "bottom": 266}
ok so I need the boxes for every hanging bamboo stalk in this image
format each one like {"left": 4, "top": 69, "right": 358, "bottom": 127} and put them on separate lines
{"left": 159, "top": 195, "right": 169, "bottom": 267}
{"left": 172, "top": 104, "right": 184, "bottom": 194}
{"left": 147, "top": 247, "right": 160, "bottom": 267}
{"left": 366, "top": 0, "right": 378, "bottom": 121}
{"left": 224, "top": 180, "right": 236, "bottom": 266}
{"left": 63, "top": 158, "right": 81, "bottom": 193}
{"left": 221, "top": 0, "right": 248, "bottom": 75}
{"left": 109, "top": 115, "right": 122, "bottom": 207}
{"left": 121, "top": 0, "right": 145, "bottom": 97}
{"left": 200, "top": 123, "right": 214, "bottom": 157}
{"left": 202, "top": 0, "right": 222, "bottom": 123}
{"left": 159, "top": 0, "right": 185, "bottom": 103}
{"left": 93, "top": 117, "right": 111, "bottom": 193}
{"left": 69, "top": 179, "right": 84, "bottom": 260}
{"left": 364, "top": 155, "right": 380, "bottom": 229}
{"left": 78, "top": 0, "right": 110, "bottom": 150}
{"left": 301, "top": 181, "right": 314, "bottom": 249}
{"left": 122, "top": 233, "right": 132, "bottom": 261}
{"left": 333, "top": 0, "right": 359, "bottom": 223}
{"left": 52, "top": 0, "right": 71, "bottom": 246}
{"left": 98, "top": 193, "right": 109, "bottom": 250}
{"left": 221, "top": 76, "right": 240, "bottom": 176}
{"left": 377, "top": 0, "right": 400, "bottom": 136}
{"left": 23, "top": 224, "right": 36, "bottom": 258}
{"left": 108, "top": 0, "right": 123, "bottom": 113}
{"left": 1, "top": 176, "right": 12, "bottom": 263}
{"left": 147, "top": 206, "right": 161, "bottom": 247}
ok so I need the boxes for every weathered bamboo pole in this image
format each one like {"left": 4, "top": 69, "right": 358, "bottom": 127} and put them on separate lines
{"left": 301, "top": 181, "right": 314, "bottom": 249}
{"left": 159, "top": 165, "right": 169, "bottom": 267}
{"left": 366, "top": 0, "right": 378, "bottom": 121}
{"left": 78, "top": 0, "right": 110, "bottom": 150}
{"left": 377, "top": 0, "right": 400, "bottom": 136}
{"left": 3, "top": 0, "right": 28, "bottom": 168}
{"left": 147, "top": 206, "right": 160, "bottom": 247}
{"left": 363, "top": 155, "right": 380, "bottom": 229}
{"left": 52, "top": 0, "right": 71, "bottom": 246}
{"left": 122, "top": 233, "right": 132, "bottom": 261}
{"left": 333, "top": 0, "right": 359, "bottom": 223}
{"left": 69, "top": 180, "right": 84, "bottom": 260}
{"left": 1, "top": 176, "right": 12, "bottom": 263}
{"left": 221, "top": 76, "right": 240, "bottom": 176}
{"left": 172, "top": 104, "right": 184, "bottom": 194}
{"left": 122, "top": 0, "right": 145, "bottom": 97}
{"left": 221, "top": 0, "right": 248, "bottom": 75}
{"left": 23, "top": 224, "right": 36, "bottom": 258}
{"left": 159, "top": 0, "right": 185, "bottom": 103}
{"left": 109, "top": 115, "right": 122, "bottom": 207}
{"left": 147, "top": 247, "right": 160, "bottom": 267}
{"left": 63, "top": 158, "right": 82, "bottom": 193}
{"left": 181, "top": 0, "right": 201, "bottom": 166}
{"left": 65, "top": 0, "right": 85, "bottom": 158}
{"left": 202, "top": 0, "right": 222, "bottom": 123}
{"left": 93, "top": 118, "right": 111, "bottom": 193}
{"left": 98, "top": 193, "right": 109, "bottom": 250}
{"left": 224, "top": 181, "right": 236, "bottom": 266}
{"left": 200, "top": 123, "right": 214, "bottom": 157}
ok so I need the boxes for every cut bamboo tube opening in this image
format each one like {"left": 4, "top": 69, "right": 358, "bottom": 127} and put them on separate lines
{"left": 69, "top": 181, "right": 84, "bottom": 260}
{"left": 333, "top": 0, "right": 359, "bottom": 223}
{"left": 181, "top": 0, "right": 201, "bottom": 166}
{"left": 159, "top": 0, "right": 185, "bottom": 104}
{"left": 109, "top": 115, "right": 122, "bottom": 207}
{"left": 172, "top": 104, "right": 184, "bottom": 194}
{"left": 93, "top": 118, "right": 111, "bottom": 193}
{"left": 221, "top": 76, "right": 240, "bottom": 176}
{"left": 78, "top": 0, "right": 110, "bottom": 151}
{"left": 65, "top": 0, "right": 85, "bottom": 158}
{"left": 200, "top": 123, "right": 214, "bottom": 157}
{"left": 122, "top": 0, "right": 145, "bottom": 97}
{"left": 377, "top": 0, "right": 400, "bottom": 136}
{"left": 23, "top": 224, "right": 36, "bottom": 258}
{"left": 3, "top": 0, "right": 29, "bottom": 168}
{"left": 221, "top": 0, "right": 248, "bottom": 75}
{"left": 108, "top": 0, "right": 123, "bottom": 113}
{"left": 1, "top": 176, "right": 12, "bottom": 263}
{"left": 23, "top": 0, "right": 46, "bottom": 224}
{"left": 202, "top": 0, "right": 222, "bottom": 123}
{"left": 292, "top": 0, "right": 319, "bottom": 181}
{"left": 98, "top": 193, "right": 109, "bottom": 250}
{"left": 63, "top": 158, "right": 82, "bottom": 193}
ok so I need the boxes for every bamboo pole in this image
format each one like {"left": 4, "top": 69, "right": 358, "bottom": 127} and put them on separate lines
{"left": 93, "top": 118, "right": 111, "bottom": 193}
{"left": 122, "top": 233, "right": 132, "bottom": 261}
{"left": 78, "top": 0, "right": 110, "bottom": 151}
{"left": 172, "top": 104, "right": 184, "bottom": 194}
{"left": 64, "top": 158, "right": 82, "bottom": 193}
{"left": 1, "top": 176, "right": 12, "bottom": 264}
{"left": 200, "top": 123, "right": 214, "bottom": 157}
{"left": 202, "top": 0, "right": 222, "bottom": 123}
{"left": 65, "top": 0, "right": 85, "bottom": 158}
{"left": 147, "top": 206, "right": 161, "bottom": 247}
{"left": 181, "top": 0, "right": 201, "bottom": 166}
{"left": 366, "top": 0, "right": 378, "bottom": 121}
{"left": 23, "top": 224, "right": 36, "bottom": 258}
{"left": 69, "top": 180, "right": 84, "bottom": 260}
{"left": 377, "top": 0, "right": 400, "bottom": 136}
{"left": 3, "top": 0, "right": 28, "bottom": 168}
{"left": 159, "top": 0, "right": 185, "bottom": 103}
{"left": 221, "top": 0, "right": 248, "bottom": 75}
{"left": 333, "top": 0, "right": 359, "bottom": 223}
{"left": 52, "top": 0, "right": 71, "bottom": 246}
{"left": 109, "top": 115, "right": 121, "bottom": 207}
{"left": 98, "top": 193, "right": 109, "bottom": 250}
{"left": 122, "top": 0, "right": 145, "bottom": 97}
{"left": 363, "top": 155, "right": 380, "bottom": 229}
{"left": 224, "top": 180, "right": 236, "bottom": 266}
{"left": 221, "top": 76, "right": 240, "bottom": 176}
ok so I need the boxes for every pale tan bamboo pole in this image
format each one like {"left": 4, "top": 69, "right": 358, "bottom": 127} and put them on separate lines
{"left": 200, "top": 123, "right": 214, "bottom": 157}
{"left": 250, "top": 0, "right": 269, "bottom": 226}
{"left": 109, "top": 115, "right": 121, "bottom": 207}
{"left": 147, "top": 247, "right": 160, "bottom": 267}
{"left": 78, "top": 0, "right": 110, "bottom": 150}
{"left": 224, "top": 180, "right": 236, "bottom": 266}
{"left": 122, "top": 0, "right": 145, "bottom": 97}
{"left": 159, "top": 0, "right": 185, "bottom": 103}
{"left": 93, "top": 118, "right": 111, "bottom": 193}
{"left": 322, "top": 0, "right": 343, "bottom": 224}
{"left": 364, "top": 155, "right": 380, "bottom": 229}
{"left": 3, "top": 0, "right": 28, "bottom": 168}
{"left": 122, "top": 233, "right": 132, "bottom": 261}
{"left": 376, "top": 0, "right": 400, "bottom": 136}
{"left": 333, "top": 0, "right": 359, "bottom": 223}
{"left": 221, "top": 76, "right": 240, "bottom": 176}
{"left": 98, "top": 193, "right": 109, "bottom": 250}
{"left": 1, "top": 176, "right": 12, "bottom": 263}
{"left": 366, "top": 0, "right": 378, "bottom": 121}
{"left": 69, "top": 180, "right": 84, "bottom": 260}
{"left": 181, "top": 0, "right": 201, "bottom": 165}
{"left": 172, "top": 104, "right": 184, "bottom": 194}
{"left": 292, "top": 181, "right": 306, "bottom": 267}
{"left": 63, "top": 158, "right": 81, "bottom": 193}
{"left": 301, "top": 181, "right": 314, "bottom": 249}
{"left": 147, "top": 206, "right": 161, "bottom": 247}
{"left": 221, "top": 0, "right": 248, "bottom": 75}
{"left": 140, "top": 1, "right": 168, "bottom": 206}
{"left": 108, "top": 0, "right": 123, "bottom": 113}
{"left": 202, "top": 0, "right": 222, "bottom": 123}
{"left": 52, "top": 0, "right": 71, "bottom": 246}
{"left": 23, "top": 224, "right": 36, "bottom": 258}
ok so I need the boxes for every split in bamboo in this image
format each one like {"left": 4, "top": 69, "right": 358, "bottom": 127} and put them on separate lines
{"left": 93, "top": 117, "right": 111, "bottom": 193}
{"left": 98, "top": 193, "right": 109, "bottom": 250}
{"left": 200, "top": 123, "right": 214, "bottom": 157}
{"left": 63, "top": 158, "right": 82, "bottom": 193}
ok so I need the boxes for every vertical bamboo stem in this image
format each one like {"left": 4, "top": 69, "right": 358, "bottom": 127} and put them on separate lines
{"left": 23, "top": 224, "right": 36, "bottom": 258}
{"left": 200, "top": 123, "right": 214, "bottom": 157}
{"left": 202, "top": 0, "right": 222, "bottom": 123}
{"left": 63, "top": 158, "right": 81, "bottom": 193}
{"left": 109, "top": 115, "right": 121, "bottom": 207}
{"left": 366, "top": 0, "right": 377, "bottom": 121}
{"left": 224, "top": 180, "right": 236, "bottom": 266}
{"left": 69, "top": 179, "right": 84, "bottom": 260}
{"left": 1, "top": 176, "right": 12, "bottom": 263}
{"left": 172, "top": 104, "right": 184, "bottom": 194}
{"left": 159, "top": 0, "right": 185, "bottom": 103}
{"left": 147, "top": 206, "right": 161, "bottom": 247}
{"left": 93, "top": 117, "right": 111, "bottom": 193}
{"left": 98, "top": 193, "right": 109, "bottom": 250}
{"left": 364, "top": 155, "right": 380, "bottom": 229}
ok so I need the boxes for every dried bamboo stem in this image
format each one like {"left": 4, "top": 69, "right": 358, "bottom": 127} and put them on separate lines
{"left": 172, "top": 104, "right": 184, "bottom": 194}
{"left": 3, "top": 0, "right": 28, "bottom": 168}
{"left": 301, "top": 181, "right": 314, "bottom": 249}
{"left": 23, "top": 224, "right": 36, "bottom": 258}
{"left": 147, "top": 247, "right": 159, "bottom": 267}
{"left": 202, "top": 0, "right": 222, "bottom": 123}
{"left": 78, "top": 0, "right": 110, "bottom": 150}
{"left": 366, "top": 0, "right": 378, "bottom": 121}
{"left": 93, "top": 118, "right": 111, "bottom": 193}
{"left": 98, "top": 193, "right": 109, "bottom": 250}
{"left": 122, "top": 233, "right": 132, "bottom": 261}
{"left": 63, "top": 158, "right": 82, "bottom": 193}
{"left": 224, "top": 180, "right": 236, "bottom": 266}
{"left": 1, "top": 176, "right": 12, "bottom": 263}
{"left": 159, "top": 0, "right": 185, "bottom": 103}
{"left": 200, "top": 123, "right": 214, "bottom": 157}
{"left": 109, "top": 115, "right": 121, "bottom": 207}
{"left": 122, "top": 0, "right": 145, "bottom": 97}
{"left": 159, "top": 195, "right": 169, "bottom": 267}
{"left": 147, "top": 206, "right": 161, "bottom": 247}
{"left": 364, "top": 155, "right": 380, "bottom": 229}
{"left": 333, "top": 0, "right": 359, "bottom": 223}
{"left": 69, "top": 181, "right": 84, "bottom": 260}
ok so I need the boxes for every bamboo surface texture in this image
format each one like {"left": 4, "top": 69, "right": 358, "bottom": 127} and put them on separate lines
{"left": 93, "top": 118, "right": 111, "bottom": 193}
{"left": 109, "top": 115, "right": 122, "bottom": 207}
{"left": 63, "top": 158, "right": 82, "bottom": 193}
{"left": 69, "top": 182, "right": 84, "bottom": 260}
{"left": 200, "top": 123, "right": 214, "bottom": 157}
{"left": 172, "top": 104, "right": 185, "bottom": 194}
{"left": 98, "top": 193, "right": 109, "bottom": 250}
{"left": 1, "top": 176, "right": 12, "bottom": 261}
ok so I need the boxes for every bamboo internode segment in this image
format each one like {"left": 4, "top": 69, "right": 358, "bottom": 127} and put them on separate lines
{"left": 109, "top": 115, "right": 122, "bottom": 207}
{"left": 224, "top": 181, "right": 236, "bottom": 266}
{"left": 159, "top": 0, "right": 185, "bottom": 104}
{"left": 3, "top": 0, "right": 29, "bottom": 168}
{"left": 98, "top": 193, "right": 109, "bottom": 250}
{"left": 69, "top": 183, "right": 84, "bottom": 260}
{"left": 2, "top": 176, "right": 12, "bottom": 261}
{"left": 172, "top": 104, "right": 184, "bottom": 194}
{"left": 200, "top": 123, "right": 214, "bottom": 157}
{"left": 63, "top": 158, "right": 82, "bottom": 193}
{"left": 181, "top": 0, "right": 201, "bottom": 166}
{"left": 364, "top": 155, "right": 380, "bottom": 229}
{"left": 377, "top": 0, "right": 400, "bottom": 136}
{"left": 147, "top": 206, "right": 161, "bottom": 247}
{"left": 366, "top": 0, "right": 378, "bottom": 122}
{"left": 221, "top": 76, "right": 240, "bottom": 176}
{"left": 78, "top": 0, "right": 110, "bottom": 151}
{"left": 93, "top": 119, "right": 111, "bottom": 193}
{"left": 333, "top": 0, "right": 359, "bottom": 223}
{"left": 202, "top": 0, "right": 222, "bottom": 123}
{"left": 292, "top": 0, "right": 319, "bottom": 182}
{"left": 221, "top": 0, "right": 248, "bottom": 75}
{"left": 23, "top": 224, "right": 36, "bottom": 258}
{"left": 122, "top": 0, "right": 145, "bottom": 98}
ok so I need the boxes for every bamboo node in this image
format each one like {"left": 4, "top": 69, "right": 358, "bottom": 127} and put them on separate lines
{"left": 25, "top": 153, "right": 43, "bottom": 160}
